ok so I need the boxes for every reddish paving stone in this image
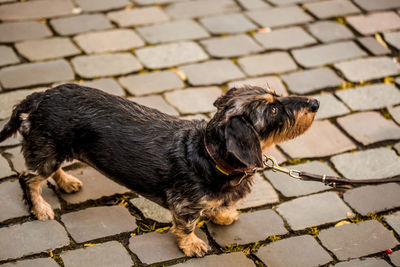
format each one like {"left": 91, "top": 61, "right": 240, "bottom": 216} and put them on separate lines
{"left": 390, "top": 250, "right": 400, "bottom": 267}
{"left": 279, "top": 120, "right": 355, "bottom": 159}
{"left": 75, "top": 0, "right": 130, "bottom": 12}
{"left": 0, "top": 46, "right": 19, "bottom": 67}
{"left": 164, "top": 0, "right": 240, "bottom": 19}
{"left": 0, "top": 88, "right": 46, "bottom": 120}
{"left": 253, "top": 27, "right": 316, "bottom": 50}
{"left": 388, "top": 105, "right": 400, "bottom": 124}
{"left": 0, "top": 180, "right": 29, "bottom": 222}
{"left": 50, "top": 14, "right": 113, "bottom": 36}
{"left": 246, "top": 6, "right": 313, "bottom": 28}
{"left": 354, "top": 0, "right": 400, "bottom": 11}
{"left": 337, "top": 111, "right": 400, "bottom": 145}
{"left": 385, "top": 210, "right": 400, "bottom": 235}
{"left": 174, "top": 252, "right": 254, "bottom": 267}
{"left": 130, "top": 196, "right": 172, "bottom": 223}
{"left": 107, "top": 6, "right": 169, "bottom": 27}
{"left": 312, "top": 93, "right": 350, "bottom": 120}
{"left": 199, "top": 13, "right": 257, "bottom": 34}
{"left": 256, "top": 235, "right": 333, "bottom": 267}
{"left": 334, "top": 258, "right": 391, "bottom": 267}
{"left": 304, "top": 0, "right": 360, "bottom": 19}
{"left": 228, "top": 76, "right": 288, "bottom": 96}
{"left": 0, "top": 258, "right": 59, "bottom": 267}
{"left": 80, "top": 78, "right": 125, "bottom": 97}
{"left": 307, "top": 21, "right": 354, "bottom": 43}
{"left": 318, "top": 220, "right": 399, "bottom": 260}
{"left": 346, "top": 11, "right": 400, "bottom": 35}
{"left": 238, "top": 52, "right": 297, "bottom": 76}
{"left": 129, "top": 95, "right": 179, "bottom": 116}
{"left": 358, "top": 37, "right": 390, "bottom": 56}
{"left": 0, "top": 21, "right": 52, "bottom": 43}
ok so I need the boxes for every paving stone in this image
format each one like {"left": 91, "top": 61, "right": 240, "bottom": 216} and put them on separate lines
{"left": 207, "top": 209, "right": 287, "bottom": 246}
{"left": 346, "top": 11, "right": 400, "bottom": 35}
{"left": 385, "top": 211, "right": 400, "bottom": 235}
{"left": 357, "top": 37, "right": 390, "bottom": 56}
{"left": 174, "top": 252, "right": 254, "bottom": 267}
{"left": 354, "top": 0, "right": 400, "bottom": 11}
{"left": 331, "top": 148, "right": 400, "bottom": 179}
{"left": 164, "top": 87, "right": 221, "bottom": 114}
{"left": 268, "top": 0, "right": 316, "bottom": 4}
{"left": 304, "top": 0, "right": 360, "bottom": 19}
{"left": 253, "top": 26, "right": 316, "bottom": 50}
{"left": 334, "top": 258, "right": 391, "bottom": 267}
{"left": 129, "top": 95, "right": 179, "bottom": 116}
{"left": 389, "top": 105, "right": 400, "bottom": 124}
{"left": 0, "top": 156, "right": 14, "bottom": 179}
{"left": 0, "top": 46, "right": 19, "bottom": 66}
{"left": 179, "top": 60, "right": 245, "bottom": 86}
{"left": 61, "top": 241, "right": 133, "bottom": 267}
{"left": 264, "top": 146, "right": 287, "bottom": 164}
{"left": 133, "top": 0, "right": 184, "bottom": 4}
{"left": 0, "top": 220, "right": 69, "bottom": 261}
{"left": 180, "top": 114, "right": 209, "bottom": 121}
{"left": 238, "top": 52, "right": 297, "bottom": 76}
{"left": 312, "top": 93, "right": 350, "bottom": 120}
{"left": 0, "top": 21, "right": 52, "bottom": 43}
{"left": 75, "top": 0, "right": 130, "bottom": 12}
{"left": 0, "top": 180, "right": 29, "bottom": 222}
{"left": 234, "top": 173, "right": 279, "bottom": 209}
{"left": 137, "top": 20, "right": 209, "bottom": 44}
{"left": 334, "top": 57, "right": 400, "bottom": 82}
{"left": 0, "top": 120, "right": 21, "bottom": 147}
{"left": 2, "top": 146, "right": 25, "bottom": 173}
{"left": 0, "top": 0, "right": 74, "bottom": 21}
{"left": 265, "top": 161, "right": 334, "bottom": 198}
{"left": 15, "top": 37, "right": 80, "bottom": 61}
{"left": 307, "top": 21, "right": 354, "bottom": 43}
{"left": 395, "top": 142, "right": 400, "bottom": 154}
{"left": 237, "top": 0, "right": 270, "bottom": 10}
{"left": 279, "top": 120, "right": 355, "bottom": 158}
{"left": 61, "top": 206, "right": 137, "bottom": 243}
{"left": 80, "top": 78, "right": 125, "bottom": 97}
{"left": 319, "top": 220, "right": 399, "bottom": 260}
{"left": 199, "top": 13, "right": 258, "bottom": 34}
{"left": 281, "top": 68, "right": 342, "bottom": 94}
{"left": 384, "top": 31, "right": 400, "bottom": 50}
{"left": 165, "top": 0, "right": 240, "bottom": 19}
{"left": 256, "top": 235, "right": 332, "bottom": 267}
{"left": 0, "top": 59, "right": 74, "bottom": 89}
{"left": 130, "top": 196, "right": 172, "bottom": 223}
{"left": 246, "top": 6, "right": 313, "bottom": 28}
{"left": 41, "top": 183, "right": 61, "bottom": 211}
{"left": 338, "top": 111, "right": 400, "bottom": 145}
{"left": 344, "top": 183, "right": 400, "bottom": 216}
{"left": 135, "top": 41, "right": 209, "bottom": 69}
{"left": 107, "top": 6, "right": 169, "bottom": 27}
{"left": 0, "top": 88, "right": 46, "bottom": 120}
{"left": 0, "top": 258, "right": 59, "bottom": 267}
{"left": 390, "top": 250, "right": 400, "bottom": 267}
{"left": 277, "top": 192, "right": 351, "bottom": 230}
{"left": 292, "top": 41, "right": 366, "bottom": 68}
{"left": 50, "top": 14, "right": 113, "bottom": 36}
{"left": 129, "top": 229, "right": 208, "bottom": 264}
{"left": 71, "top": 53, "right": 142, "bottom": 79}
{"left": 200, "top": 34, "right": 262, "bottom": 58}
{"left": 229, "top": 76, "right": 288, "bottom": 96}
{"left": 335, "top": 83, "right": 400, "bottom": 111}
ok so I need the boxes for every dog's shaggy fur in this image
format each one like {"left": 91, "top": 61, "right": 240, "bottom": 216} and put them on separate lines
{"left": 0, "top": 84, "right": 318, "bottom": 257}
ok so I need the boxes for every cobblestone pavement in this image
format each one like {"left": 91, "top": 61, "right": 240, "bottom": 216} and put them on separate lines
{"left": 0, "top": 0, "right": 400, "bottom": 266}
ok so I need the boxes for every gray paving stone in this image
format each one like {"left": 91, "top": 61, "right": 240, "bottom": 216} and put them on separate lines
{"left": 208, "top": 209, "right": 287, "bottom": 246}
{"left": 164, "top": 0, "right": 240, "bottom": 19}
{"left": 228, "top": 76, "right": 288, "bottom": 96}
{"left": 277, "top": 192, "right": 351, "bottom": 230}
{"left": 0, "top": 88, "right": 46, "bottom": 120}
{"left": 75, "top": 0, "right": 130, "bottom": 12}
{"left": 312, "top": 93, "right": 350, "bottom": 120}
{"left": 61, "top": 241, "right": 133, "bottom": 267}
{"left": 238, "top": 52, "right": 297, "bottom": 76}
{"left": 268, "top": 0, "right": 316, "bottom": 4}
{"left": 331, "top": 148, "right": 400, "bottom": 179}
{"left": 0, "top": 46, "right": 19, "bottom": 67}
{"left": 107, "top": 6, "right": 169, "bottom": 27}
{"left": 0, "top": 0, "right": 74, "bottom": 21}
{"left": 133, "top": 0, "right": 185, "bottom": 4}
{"left": 385, "top": 210, "right": 400, "bottom": 235}
{"left": 256, "top": 235, "right": 332, "bottom": 267}
{"left": 74, "top": 29, "right": 144, "bottom": 54}
{"left": 0, "top": 258, "right": 59, "bottom": 267}
{"left": 334, "top": 258, "right": 391, "bottom": 267}
{"left": 0, "top": 21, "right": 52, "bottom": 43}
{"left": 15, "top": 37, "right": 80, "bottom": 61}
{"left": 3, "top": 146, "right": 26, "bottom": 174}
{"left": 0, "top": 180, "right": 29, "bottom": 222}
{"left": 279, "top": 120, "right": 355, "bottom": 158}
{"left": 179, "top": 60, "right": 245, "bottom": 86}
{"left": 246, "top": 6, "right": 313, "bottom": 28}
{"left": 50, "top": 14, "right": 113, "bottom": 36}
{"left": 0, "top": 120, "right": 21, "bottom": 147}
{"left": 319, "top": 220, "right": 399, "bottom": 260}
{"left": 358, "top": 37, "right": 390, "bottom": 56}
{"left": 265, "top": 161, "right": 334, "bottom": 198}
{"left": 71, "top": 53, "right": 142, "bottom": 78}
{"left": 130, "top": 196, "right": 172, "bottom": 223}
{"left": 307, "top": 21, "right": 354, "bottom": 43}
{"left": 174, "top": 252, "right": 254, "bottom": 267}
{"left": 119, "top": 71, "right": 183, "bottom": 96}
{"left": 390, "top": 250, "right": 400, "bottom": 267}
{"left": 237, "top": 0, "right": 270, "bottom": 10}
{"left": 0, "top": 156, "right": 14, "bottom": 179}
{"left": 135, "top": 41, "right": 209, "bottom": 69}
{"left": 292, "top": 41, "right": 366, "bottom": 68}
{"left": 384, "top": 31, "right": 400, "bottom": 50}
{"left": 347, "top": 11, "right": 400, "bottom": 35}
{"left": 344, "top": 183, "right": 400, "bottom": 216}
{"left": 338, "top": 111, "right": 400, "bottom": 145}
{"left": 41, "top": 183, "right": 61, "bottom": 211}
{"left": 0, "top": 59, "right": 74, "bottom": 89}
{"left": 264, "top": 146, "right": 287, "bottom": 164}
{"left": 389, "top": 105, "right": 400, "bottom": 124}
{"left": 199, "top": 13, "right": 258, "bottom": 34}
{"left": 335, "top": 83, "right": 400, "bottom": 111}
{"left": 0, "top": 220, "right": 69, "bottom": 261}
{"left": 305, "top": 0, "right": 360, "bottom": 19}
{"left": 281, "top": 68, "right": 342, "bottom": 94}
{"left": 137, "top": 20, "right": 209, "bottom": 44}
{"left": 395, "top": 142, "right": 400, "bottom": 154}
{"left": 253, "top": 26, "right": 316, "bottom": 50}
{"left": 80, "top": 78, "right": 125, "bottom": 97}
{"left": 164, "top": 87, "right": 221, "bottom": 114}
{"left": 200, "top": 34, "right": 262, "bottom": 58}
{"left": 334, "top": 57, "right": 400, "bottom": 82}
{"left": 354, "top": 0, "right": 400, "bottom": 11}
{"left": 61, "top": 206, "right": 137, "bottom": 243}
{"left": 129, "top": 95, "right": 179, "bottom": 116}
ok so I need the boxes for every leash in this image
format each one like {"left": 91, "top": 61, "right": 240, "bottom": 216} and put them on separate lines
{"left": 263, "top": 155, "right": 400, "bottom": 189}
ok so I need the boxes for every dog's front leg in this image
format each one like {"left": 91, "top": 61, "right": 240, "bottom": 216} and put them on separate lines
{"left": 205, "top": 206, "right": 239, "bottom": 226}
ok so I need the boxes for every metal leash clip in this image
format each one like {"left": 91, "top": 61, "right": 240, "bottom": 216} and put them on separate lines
{"left": 263, "top": 155, "right": 301, "bottom": 179}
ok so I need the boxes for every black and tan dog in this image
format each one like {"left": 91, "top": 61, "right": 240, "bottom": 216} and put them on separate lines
{"left": 0, "top": 84, "right": 318, "bottom": 257}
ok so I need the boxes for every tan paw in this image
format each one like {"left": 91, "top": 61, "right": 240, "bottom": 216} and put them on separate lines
{"left": 211, "top": 209, "right": 239, "bottom": 226}
{"left": 179, "top": 234, "right": 210, "bottom": 257}
{"left": 32, "top": 200, "right": 54, "bottom": 221}
{"left": 59, "top": 175, "right": 83, "bottom": 193}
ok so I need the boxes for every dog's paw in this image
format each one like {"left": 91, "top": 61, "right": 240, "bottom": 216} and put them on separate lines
{"left": 32, "top": 200, "right": 54, "bottom": 221}
{"left": 211, "top": 209, "right": 239, "bottom": 226}
{"left": 179, "top": 234, "right": 209, "bottom": 257}
{"left": 59, "top": 175, "right": 83, "bottom": 193}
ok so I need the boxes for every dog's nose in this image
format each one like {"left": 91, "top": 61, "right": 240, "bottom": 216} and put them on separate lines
{"left": 309, "top": 99, "right": 319, "bottom": 112}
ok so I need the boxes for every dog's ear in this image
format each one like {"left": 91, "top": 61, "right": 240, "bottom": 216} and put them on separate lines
{"left": 214, "top": 87, "right": 239, "bottom": 108}
{"left": 225, "top": 116, "right": 263, "bottom": 168}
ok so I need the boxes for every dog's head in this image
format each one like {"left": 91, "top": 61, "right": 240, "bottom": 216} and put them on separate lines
{"left": 206, "top": 86, "right": 319, "bottom": 169}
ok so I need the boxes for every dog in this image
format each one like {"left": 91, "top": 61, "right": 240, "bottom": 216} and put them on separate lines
{"left": 0, "top": 84, "right": 318, "bottom": 257}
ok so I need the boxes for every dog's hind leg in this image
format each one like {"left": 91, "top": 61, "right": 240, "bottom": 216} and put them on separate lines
{"left": 52, "top": 168, "right": 83, "bottom": 193}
